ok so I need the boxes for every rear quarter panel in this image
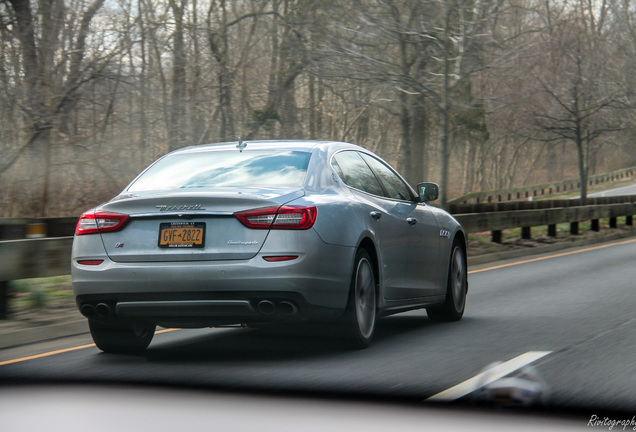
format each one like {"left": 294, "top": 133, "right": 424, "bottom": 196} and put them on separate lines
{"left": 427, "top": 206, "right": 466, "bottom": 288}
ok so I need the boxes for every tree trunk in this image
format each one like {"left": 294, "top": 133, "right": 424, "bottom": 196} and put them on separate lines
{"left": 169, "top": 0, "right": 187, "bottom": 151}
{"left": 398, "top": 91, "right": 412, "bottom": 182}
{"left": 138, "top": 0, "right": 148, "bottom": 167}
{"left": 308, "top": 74, "right": 316, "bottom": 139}
{"left": 546, "top": 144, "right": 559, "bottom": 182}
{"left": 439, "top": 2, "right": 453, "bottom": 205}
{"left": 463, "top": 138, "right": 477, "bottom": 193}
{"left": 576, "top": 124, "right": 588, "bottom": 205}
{"left": 410, "top": 99, "right": 427, "bottom": 184}
{"left": 280, "top": 79, "right": 301, "bottom": 138}
{"left": 244, "top": 0, "right": 305, "bottom": 140}
{"left": 189, "top": 0, "right": 205, "bottom": 145}
{"left": 209, "top": 0, "right": 235, "bottom": 141}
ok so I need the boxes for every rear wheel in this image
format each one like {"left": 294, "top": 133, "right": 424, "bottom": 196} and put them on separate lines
{"left": 343, "top": 249, "right": 377, "bottom": 348}
{"left": 89, "top": 320, "right": 155, "bottom": 354}
{"left": 427, "top": 242, "right": 467, "bottom": 322}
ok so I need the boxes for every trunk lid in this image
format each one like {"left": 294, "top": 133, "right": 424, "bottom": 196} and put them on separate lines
{"left": 97, "top": 187, "right": 304, "bottom": 262}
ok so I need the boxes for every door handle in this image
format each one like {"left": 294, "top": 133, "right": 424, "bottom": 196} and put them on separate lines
{"left": 407, "top": 217, "right": 417, "bottom": 226}
{"left": 370, "top": 211, "right": 382, "bottom": 220}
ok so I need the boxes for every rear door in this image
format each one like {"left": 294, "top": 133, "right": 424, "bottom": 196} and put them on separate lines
{"left": 359, "top": 153, "right": 441, "bottom": 298}
{"left": 331, "top": 151, "right": 411, "bottom": 295}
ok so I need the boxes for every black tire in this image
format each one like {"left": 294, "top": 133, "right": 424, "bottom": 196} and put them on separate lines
{"left": 343, "top": 249, "right": 377, "bottom": 348}
{"left": 427, "top": 242, "right": 467, "bottom": 322}
{"left": 89, "top": 320, "right": 155, "bottom": 354}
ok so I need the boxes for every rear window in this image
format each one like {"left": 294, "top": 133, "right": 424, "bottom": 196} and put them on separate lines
{"left": 127, "top": 150, "right": 311, "bottom": 192}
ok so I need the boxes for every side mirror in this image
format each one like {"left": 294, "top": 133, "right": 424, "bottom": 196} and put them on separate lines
{"left": 417, "top": 182, "right": 439, "bottom": 203}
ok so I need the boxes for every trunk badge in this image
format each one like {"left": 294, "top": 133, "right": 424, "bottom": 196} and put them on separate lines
{"left": 156, "top": 204, "right": 205, "bottom": 211}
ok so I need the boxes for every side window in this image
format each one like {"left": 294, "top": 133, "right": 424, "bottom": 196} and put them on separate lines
{"left": 332, "top": 151, "right": 385, "bottom": 197}
{"left": 360, "top": 153, "right": 413, "bottom": 201}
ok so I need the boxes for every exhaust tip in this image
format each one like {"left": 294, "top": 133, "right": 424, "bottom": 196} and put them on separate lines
{"left": 80, "top": 304, "right": 96, "bottom": 318}
{"left": 257, "top": 300, "right": 276, "bottom": 315}
{"left": 278, "top": 301, "right": 298, "bottom": 315}
{"left": 95, "top": 303, "right": 113, "bottom": 317}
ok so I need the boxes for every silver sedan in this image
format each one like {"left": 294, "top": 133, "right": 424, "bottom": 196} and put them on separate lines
{"left": 72, "top": 140, "right": 467, "bottom": 353}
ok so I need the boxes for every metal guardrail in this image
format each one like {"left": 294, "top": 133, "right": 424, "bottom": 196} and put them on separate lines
{"left": 0, "top": 217, "right": 77, "bottom": 317}
{"left": 0, "top": 237, "right": 73, "bottom": 318}
{"left": 455, "top": 203, "right": 635, "bottom": 242}
{"left": 449, "top": 166, "right": 636, "bottom": 204}
{"left": 0, "top": 198, "right": 635, "bottom": 318}
{"left": 0, "top": 217, "right": 76, "bottom": 240}
{"left": 0, "top": 237, "right": 73, "bottom": 281}
{"left": 448, "top": 195, "right": 636, "bottom": 214}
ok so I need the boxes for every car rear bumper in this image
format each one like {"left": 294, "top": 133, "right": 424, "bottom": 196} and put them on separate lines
{"left": 76, "top": 294, "right": 336, "bottom": 327}
{"left": 72, "top": 244, "right": 355, "bottom": 325}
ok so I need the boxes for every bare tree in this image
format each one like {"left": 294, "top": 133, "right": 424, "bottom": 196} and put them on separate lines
{"left": 244, "top": 0, "right": 310, "bottom": 139}
{"left": 1, "top": 0, "right": 636, "bottom": 217}
{"left": 530, "top": 1, "right": 626, "bottom": 203}
{"left": 3, "top": 0, "right": 106, "bottom": 215}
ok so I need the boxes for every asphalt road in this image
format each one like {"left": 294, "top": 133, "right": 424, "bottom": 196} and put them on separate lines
{"left": 589, "top": 181, "right": 636, "bottom": 197}
{"left": 1, "top": 238, "right": 636, "bottom": 416}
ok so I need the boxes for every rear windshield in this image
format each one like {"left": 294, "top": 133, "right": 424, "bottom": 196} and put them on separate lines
{"left": 127, "top": 150, "right": 311, "bottom": 192}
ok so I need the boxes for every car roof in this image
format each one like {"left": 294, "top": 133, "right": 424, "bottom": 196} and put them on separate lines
{"left": 170, "top": 140, "right": 362, "bottom": 155}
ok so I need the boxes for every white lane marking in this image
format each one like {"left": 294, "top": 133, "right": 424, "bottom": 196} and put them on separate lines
{"left": 426, "top": 351, "right": 552, "bottom": 402}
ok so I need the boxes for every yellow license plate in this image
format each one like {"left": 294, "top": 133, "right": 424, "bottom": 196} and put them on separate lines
{"left": 158, "top": 222, "right": 205, "bottom": 248}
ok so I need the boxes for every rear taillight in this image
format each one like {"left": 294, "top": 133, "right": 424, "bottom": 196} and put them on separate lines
{"left": 75, "top": 211, "right": 130, "bottom": 236}
{"left": 235, "top": 206, "right": 317, "bottom": 230}
{"left": 77, "top": 260, "right": 105, "bottom": 266}
{"left": 235, "top": 207, "right": 279, "bottom": 229}
{"left": 263, "top": 255, "right": 299, "bottom": 262}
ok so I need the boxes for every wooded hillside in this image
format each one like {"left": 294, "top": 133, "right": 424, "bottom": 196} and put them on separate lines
{"left": 1, "top": 0, "right": 634, "bottom": 216}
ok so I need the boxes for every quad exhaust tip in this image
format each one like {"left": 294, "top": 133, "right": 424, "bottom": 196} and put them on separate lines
{"left": 95, "top": 303, "right": 113, "bottom": 317}
{"left": 278, "top": 301, "right": 298, "bottom": 315}
{"left": 256, "top": 300, "right": 298, "bottom": 316}
{"left": 80, "top": 303, "right": 113, "bottom": 317}
{"left": 257, "top": 300, "right": 276, "bottom": 315}
{"left": 80, "top": 304, "right": 96, "bottom": 318}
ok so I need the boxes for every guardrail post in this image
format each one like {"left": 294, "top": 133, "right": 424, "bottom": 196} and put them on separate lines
{"left": 591, "top": 219, "right": 600, "bottom": 232}
{"left": 0, "top": 281, "right": 8, "bottom": 320}
{"left": 570, "top": 222, "right": 579, "bottom": 235}
{"left": 522, "top": 226, "right": 531, "bottom": 240}
{"left": 548, "top": 224, "right": 557, "bottom": 237}
{"left": 492, "top": 230, "right": 502, "bottom": 244}
{"left": 627, "top": 215, "right": 633, "bottom": 226}
{"left": 610, "top": 217, "right": 617, "bottom": 229}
